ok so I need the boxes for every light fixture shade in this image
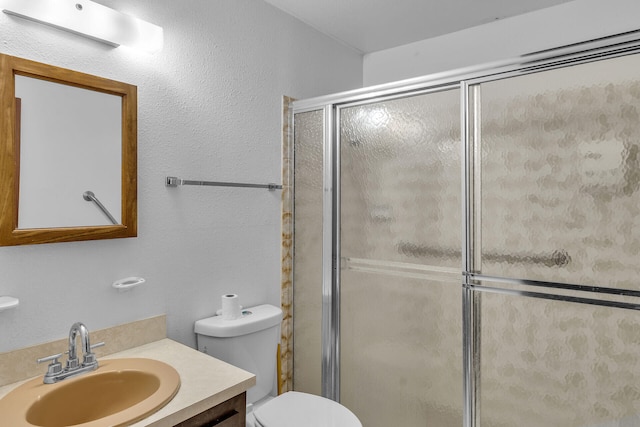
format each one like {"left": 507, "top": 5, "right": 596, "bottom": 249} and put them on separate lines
{"left": 1, "top": 0, "right": 163, "bottom": 53}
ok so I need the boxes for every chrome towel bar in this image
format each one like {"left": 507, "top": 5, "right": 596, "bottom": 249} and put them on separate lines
{"left": 165, "top": 176, "right": 282, "bottom": 191}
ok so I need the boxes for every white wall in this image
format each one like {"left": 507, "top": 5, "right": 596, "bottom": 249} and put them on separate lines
{"left": 0, "top": 0, "right": 362, "bottom": 353}
{"left": 363, "top": 0, "right": 640, "bottom": 86}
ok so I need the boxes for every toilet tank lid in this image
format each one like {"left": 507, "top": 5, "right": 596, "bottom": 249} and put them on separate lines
{"left": 194, "top": 304, "right": 283, "bottom": 337}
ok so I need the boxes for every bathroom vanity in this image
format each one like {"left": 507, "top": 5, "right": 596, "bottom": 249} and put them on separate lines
{"left": 172, "top": 393, "right": 246, "bottom": 427}
{"left": 111, "top": 339, "right": 254, "bottom": 427}
{"left": 0, "top": 338, "right": 255, "bottom": 427}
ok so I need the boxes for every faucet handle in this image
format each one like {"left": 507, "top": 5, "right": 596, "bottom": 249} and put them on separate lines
{"left": 37, "top": 352, "right": 63, "bottom": 364}
{"left": 36, "top": 353, "right": 64, "bottom": 377}
{"left": 82, "top": 341, "right": 106, "bottom": 367}
{"left": 90, "top": 341, "right": 106, "bottom": 351}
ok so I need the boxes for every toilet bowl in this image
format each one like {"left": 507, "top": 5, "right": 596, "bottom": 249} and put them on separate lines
{"left": 195, "top": 304, "right": 362, "bottom": 427}
{"left": 252, "top": 391, "right": 361, "bottom": 427}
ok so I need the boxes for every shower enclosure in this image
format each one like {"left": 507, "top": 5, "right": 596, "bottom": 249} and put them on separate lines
{"left": 289, "top": 32, "right": 640, "bottom": 427}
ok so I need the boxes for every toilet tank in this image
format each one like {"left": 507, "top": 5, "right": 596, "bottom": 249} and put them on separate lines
{"left": 194, "top": 304, "right": 282, "bottom": 404}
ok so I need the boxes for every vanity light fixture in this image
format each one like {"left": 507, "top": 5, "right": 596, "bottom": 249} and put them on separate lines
{"left": 1, "top": 0, "right": 163, "bottom": 53}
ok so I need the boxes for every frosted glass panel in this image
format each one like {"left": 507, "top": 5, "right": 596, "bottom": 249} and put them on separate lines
{"left": 292, "top": 110, "right": 324, "bottom": 395}
{"left": 342, "top": 272, "right": 462, "bottom": 426}
{"left": 340, "top": 89, "right": 462, "bottom": 426}
{"left": 480, "top": 289, "right": 640, "bottom": 427}
{"left": 479, "top": 54, "right": 640, "bottom": 289}
{"left": 340, "top": 91, "right": 462, "bottom": 268}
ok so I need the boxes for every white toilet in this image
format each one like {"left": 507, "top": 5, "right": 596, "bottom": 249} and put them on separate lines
{"left": 194, "top": 304, "right": 362, "bottom": 427}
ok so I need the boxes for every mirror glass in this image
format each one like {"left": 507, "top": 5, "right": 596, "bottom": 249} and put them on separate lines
{"left": 16, "top": 75, "right": 122, "bottom": 228}
{"left": 0, "top": 53, "right": 137, "bottom": 245}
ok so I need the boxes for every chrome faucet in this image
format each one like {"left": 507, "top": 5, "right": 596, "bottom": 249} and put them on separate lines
{"left": 37, "top": 322, "right": 105, "bottom": 384}
{"left": 67, "top": 322, "right": 95, "bottom": 370}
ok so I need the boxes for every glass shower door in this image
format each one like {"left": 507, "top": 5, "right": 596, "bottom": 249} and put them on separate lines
{"left": 338, "top": 88, "right": 463, "bottom": 426}
{"left": 472, "top": 53, "right": 640, "bottom": 427}
{"left": 292, "top": 109, "right": 325, "bottom": 396}
{"left": 292, "top": 38, "right": 640, "bottom": 427}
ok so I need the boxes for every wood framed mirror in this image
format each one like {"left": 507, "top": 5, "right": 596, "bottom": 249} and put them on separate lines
{"left": 0, "top": 53, "right": 137, "bottom": 245}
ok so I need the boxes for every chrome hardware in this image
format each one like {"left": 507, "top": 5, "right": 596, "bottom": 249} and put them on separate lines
{"left": 36, "top": 322, "right": 105, "bottom": 384}
{"left": 165, "top": 176, "right": 282, "bottom": 191}
{"left": 83, "top": 190, "right": 118, "bottom": 224}
{"left": 81, "top": 341, "right": 105, "bottom": 366}
{"left": 37, "top": 353, "right": 64, "bottom": 380}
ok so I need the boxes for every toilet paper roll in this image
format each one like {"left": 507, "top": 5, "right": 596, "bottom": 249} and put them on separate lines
{"left": 221, "top": 294, "right": 241, "bottom": 320}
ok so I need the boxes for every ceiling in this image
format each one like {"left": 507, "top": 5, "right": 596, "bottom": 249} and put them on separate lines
{"left": 263, "top": 0, "right": 575, "bottom": 54}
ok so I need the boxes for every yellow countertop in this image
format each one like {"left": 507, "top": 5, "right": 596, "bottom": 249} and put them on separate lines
{"left": 0, "top": 338, "right": 256, "bottom": 427}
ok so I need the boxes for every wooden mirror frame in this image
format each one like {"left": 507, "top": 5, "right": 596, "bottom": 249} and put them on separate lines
{"left": 0, "top": 53, "right": 137, "bottom": 246}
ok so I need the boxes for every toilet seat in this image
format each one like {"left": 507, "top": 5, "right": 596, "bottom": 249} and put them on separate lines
{"left": 253, "top": 391, "right": 362, "bottom": 427}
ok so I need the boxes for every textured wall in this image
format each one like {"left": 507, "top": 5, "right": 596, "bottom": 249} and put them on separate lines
{"left": 363, "top": 0, "right": 640, "bottom": 86}
{"left": 0, "top": 0, "right": 362, "bottom": 353}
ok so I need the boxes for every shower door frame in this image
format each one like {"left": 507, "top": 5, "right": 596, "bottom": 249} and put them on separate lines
{"left": 291, "top": 29, "right": 640, "bottom": 427}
